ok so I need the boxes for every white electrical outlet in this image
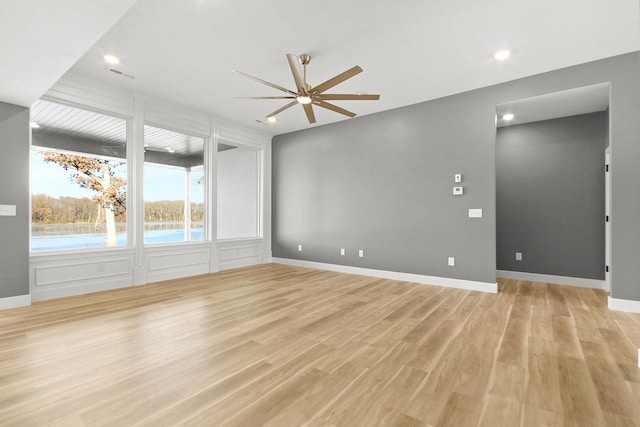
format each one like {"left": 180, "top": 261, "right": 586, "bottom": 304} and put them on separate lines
{"left": 515, "top": 252, "right": 522, "bottom": 261}
{"left": 448, "top": 257, "right": 455, "bottom": 266}
{"left": 340, "top": 248, "right": 345, "bottom": 256}
{"left": 454, "top": 173, "right": 462, "bottom": 183}
{"left": 358, "top": 249, "right": 364, "bottom": 258}
{"left": 298, "top": 244, "right": 302, "bottom": 251}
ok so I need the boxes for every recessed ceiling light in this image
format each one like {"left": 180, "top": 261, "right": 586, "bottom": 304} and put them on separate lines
{"left": 493, "top": 50, "right": 511, "bottom": 61}
{"left": 502, "top": 113, "right": 515, "bottom": 121}
{"left": 267, "top": 116, "right": 277, "bottom": 123}
{"left": 30, "top": 121, "right": 40, "bottom": 128}
{"left": 104, "top": 54, "right": 120, "bottom": 65}
{"left": 166, "top": 147, "right": 175, "bottom": 153}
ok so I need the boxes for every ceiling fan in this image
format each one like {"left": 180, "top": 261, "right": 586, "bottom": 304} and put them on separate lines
{"left": 234, "top": 53, "right": 380, "bottom": 124}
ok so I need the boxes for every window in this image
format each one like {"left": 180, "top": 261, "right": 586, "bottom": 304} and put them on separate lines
{"left": 144, "top": 125, "right": 205, "bottom": 244}
{"left": 30, "top": 100, "right": 127, "bottom": 251}
{"left": 217, "top": 143, "right": 259, "bottom": 239}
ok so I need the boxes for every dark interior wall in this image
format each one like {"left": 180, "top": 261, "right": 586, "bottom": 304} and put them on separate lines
{"left": 496, "top": 112, "right": 606, "bottom": 279}
{"left": 272, "top": 52, "right": 640, "bottom": 299}
{"left": 0, "top": 102, "right": 30, "bottom": 298}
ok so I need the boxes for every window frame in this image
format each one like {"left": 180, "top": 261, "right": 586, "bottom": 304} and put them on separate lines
{"left": 29, "top": 100, "right": 131, "bottom": 254}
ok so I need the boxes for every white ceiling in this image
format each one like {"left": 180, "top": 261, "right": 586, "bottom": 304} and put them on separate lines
{"left": 2, "top": 0, "right": 639, "bottom": 135}
{"left": 0, "top": 0, "right": 138, "bottom": 107}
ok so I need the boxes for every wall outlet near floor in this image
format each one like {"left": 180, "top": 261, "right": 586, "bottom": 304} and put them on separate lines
{"left": 358, "top": 249, "right": 364, "bottom": 258}
{"left": 298, "top": 244, "right": 303, "bottom": 251}
{"left": 448, "top": 257, "right": 455, "bottom": 266}
{"left": 340, "top": 248, "right": 345, "bottom": 256}
{"left": 515, "top": 252, "right": 523, "bottom": 261}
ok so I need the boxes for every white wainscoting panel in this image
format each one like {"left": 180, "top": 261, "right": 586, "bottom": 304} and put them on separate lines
{"left": 218, "top": 239, "right": 263, "bottom": 271}
{"left": 30, "top": 249, "right": 135, "bottom": 302}
{"left": 144, "top": 244, "right": 212, "bottom": 283}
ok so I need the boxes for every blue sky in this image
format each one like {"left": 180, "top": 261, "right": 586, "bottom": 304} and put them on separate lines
{"left": 31, "top": 151, "right": 204, "bottom": 203}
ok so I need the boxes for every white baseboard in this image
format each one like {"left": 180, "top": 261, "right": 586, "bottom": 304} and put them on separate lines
{"left": 273, "top": 258, "right": 497, "bottom": 294}
{"left": 0, "top": 294, "right": 32, "bottom": 310}
{"left": 262, "top": 250, "right": 273, "bottom": 264}
{"left": 496, "top": 270, "right": 606, "bottom": 290}
{"left": 608, "top": 296, "right": 640, "bottom": 314}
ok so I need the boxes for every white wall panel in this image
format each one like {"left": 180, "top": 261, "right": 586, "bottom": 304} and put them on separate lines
{"left": 218, "top": 239, "right": 263, "bottom": 271}
{"left": 144, "top": 244, "right": 211, "bottom": 283}
{"left": 30, "top": 250, "right": 134, "bottom": 301}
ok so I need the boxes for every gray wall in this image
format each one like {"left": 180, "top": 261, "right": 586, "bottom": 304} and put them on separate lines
{"left": 496, "top": 112, "right": 606, "bottom": 279}
{"left": 0, "top": 102, "right": 30, "bottom": 298}
{"left": 273, "top": 52, "right": 640, "bottom": 300}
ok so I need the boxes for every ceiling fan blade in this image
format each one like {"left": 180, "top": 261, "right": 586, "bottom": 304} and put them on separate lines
{"left": 312, "top": 66, "right": 363, "bottom": 94}
{"left": 233, "top": 70, "right": 297, "bottom": 95}
{"left": 286, "top": 54, "right": 306, "bottom": 93}
{"left": 316, "top": 94, "right": 380, "bottom": 101}
{"left": 266, "top": 101, "right": 298, "bottom": 118}
{"left": 303, "top": 103, "right": 316, "bottom": 124}
{"left": 314, "top": 100, "right": 357, "bottom": 118}
{"left": 233, "top": 96, "right": 296, "bottom": 99}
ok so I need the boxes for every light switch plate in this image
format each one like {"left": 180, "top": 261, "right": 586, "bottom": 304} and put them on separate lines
{"left": 468, "top": 208, "right": 483, "bottom": 218}
{"left": 453, "top": 186, "right": 464, "bottom": 196}
{"left": 0, "top": 205, "right": 16, "bottom": 216}
{"left": 448, "top": 257, "right": 455, "bottom": 266}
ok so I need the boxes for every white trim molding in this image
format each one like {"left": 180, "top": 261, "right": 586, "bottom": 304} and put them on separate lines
{"left": 608, "top": 297, "right": 640, "bottom": 313}
{"left": 0, "top": 294, "right": 32, "bottom": 310}
{"left": 274, "top": 258, "right": 497, "bottom": 294}
{"left": 497, "top": 270, "right": 606, "bottom": 290}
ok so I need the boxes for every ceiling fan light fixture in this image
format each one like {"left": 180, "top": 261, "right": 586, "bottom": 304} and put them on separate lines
{"left": 296, "top": 95, "right": 312, "bottom": 104}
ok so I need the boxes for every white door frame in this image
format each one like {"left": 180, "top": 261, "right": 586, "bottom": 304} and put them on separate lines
{"left": 605, "top": 145, "right": 611, "bottom": 293}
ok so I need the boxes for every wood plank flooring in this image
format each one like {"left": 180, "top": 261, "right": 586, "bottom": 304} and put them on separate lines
{"left": 0, "top": 263, "right": 639, "bottom": 426}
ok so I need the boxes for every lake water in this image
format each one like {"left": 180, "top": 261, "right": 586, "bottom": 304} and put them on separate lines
{"left": 31, "top": 223, "right": 205, "bottom": 251}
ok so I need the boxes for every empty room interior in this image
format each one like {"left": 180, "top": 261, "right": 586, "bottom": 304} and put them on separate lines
{"left": 2, "top": 1, "right": 640, "bottom": 425}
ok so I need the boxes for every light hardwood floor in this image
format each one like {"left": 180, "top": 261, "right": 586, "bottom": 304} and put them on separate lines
{"left": 1, "top": 263, "right": 639, "bottom": 426}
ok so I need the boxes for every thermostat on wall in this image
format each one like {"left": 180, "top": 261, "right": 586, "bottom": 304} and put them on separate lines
{"left": 453, "top": 186, "right": 463, "bottom": 196}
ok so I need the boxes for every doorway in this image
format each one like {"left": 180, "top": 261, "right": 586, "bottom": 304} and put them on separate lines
{"left": 495, "top": 83, "right": 611, "bottom": 290}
